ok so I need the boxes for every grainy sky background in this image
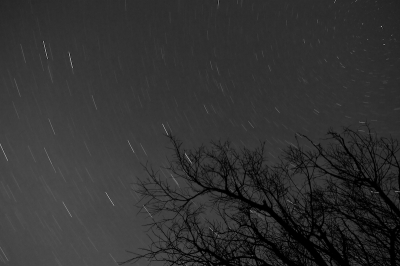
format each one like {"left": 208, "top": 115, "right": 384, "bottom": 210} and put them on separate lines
{"left": 0, "top": 0, "right": 399, "bottom": 265}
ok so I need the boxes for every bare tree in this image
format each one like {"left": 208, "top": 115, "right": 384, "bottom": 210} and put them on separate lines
{"left": 119, "top": 123, "right": 400, "bottom": 266}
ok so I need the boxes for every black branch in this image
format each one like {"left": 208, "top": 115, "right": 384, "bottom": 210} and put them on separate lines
{"left": 119, "top": 122, "right": 400, "bottom": 266}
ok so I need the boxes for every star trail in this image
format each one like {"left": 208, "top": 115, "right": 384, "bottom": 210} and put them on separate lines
{"left": 0, "top": 0, "right": 399, "bottom": 265}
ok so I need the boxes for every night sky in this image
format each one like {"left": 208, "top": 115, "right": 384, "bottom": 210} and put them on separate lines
{"left": 0, "top": 0, "right": 399, "bottom": 265}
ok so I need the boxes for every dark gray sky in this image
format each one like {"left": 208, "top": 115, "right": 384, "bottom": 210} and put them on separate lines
{"left": 0, "top": 0, "right": 398, "bottom": 265}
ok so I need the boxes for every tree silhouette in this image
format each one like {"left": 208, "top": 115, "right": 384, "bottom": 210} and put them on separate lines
{"left": 119, "top": 123, "right": 400, "bottom": 266}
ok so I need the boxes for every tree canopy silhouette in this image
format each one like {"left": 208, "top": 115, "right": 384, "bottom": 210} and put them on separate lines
{"left": 119, "top": 123, "right": 400, "bottom": 266}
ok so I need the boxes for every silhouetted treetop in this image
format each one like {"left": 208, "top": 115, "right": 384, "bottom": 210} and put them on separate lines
{"left": 120, "top": 122, "right": 400, "bottom": 266}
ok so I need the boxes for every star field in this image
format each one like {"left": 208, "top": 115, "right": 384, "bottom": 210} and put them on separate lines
{"left": 0, "top": 0, "right": 399, "bottom": 265}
